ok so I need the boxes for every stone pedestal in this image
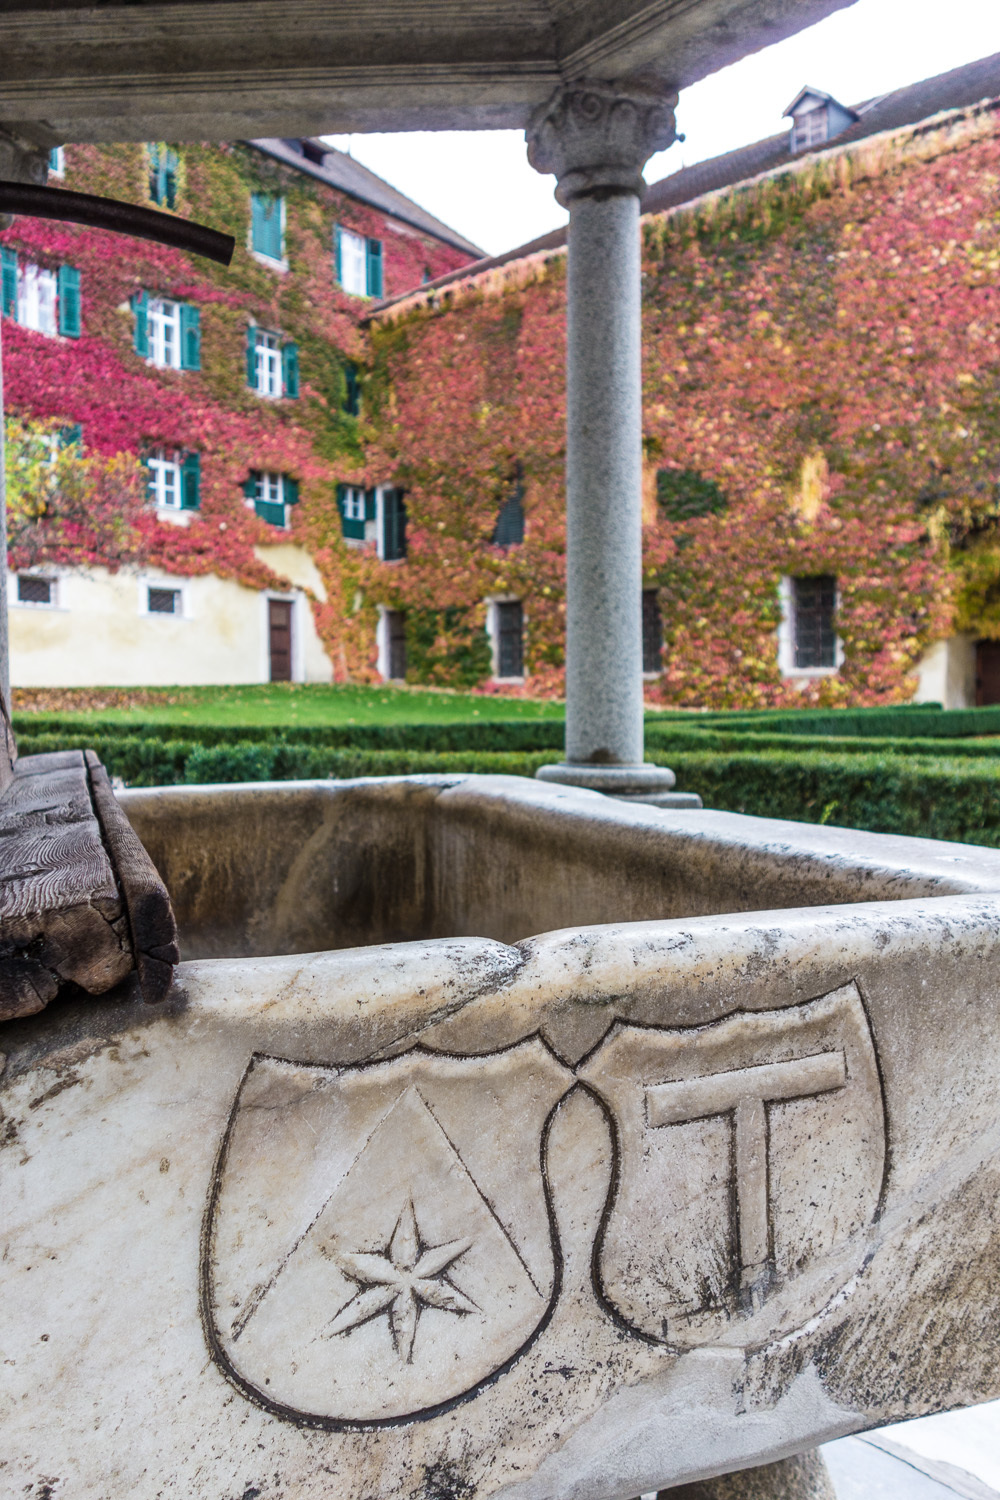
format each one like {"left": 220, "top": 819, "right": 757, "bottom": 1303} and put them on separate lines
{"left": 526, "top": 81, "right": 688, "bottom": 802}
{"left": 661, "top": 1450, "right": 836, "bottom": 1499}
{"left": 535, "top": 759, "right": 702, "bottom": 807}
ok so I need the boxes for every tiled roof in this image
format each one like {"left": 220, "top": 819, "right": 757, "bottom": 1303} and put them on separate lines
{"left": 248, "top": 137, "right": 485, "bottom": 259}
{"left": 372, "top": 49, "right": 1000, "bottom": 313}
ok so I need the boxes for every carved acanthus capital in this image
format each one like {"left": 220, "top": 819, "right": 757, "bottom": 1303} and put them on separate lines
{"left": 0, "top": 130, "right": 50, "bottom": 229}
{"left": 526, "top": 79, "right": 677, "bottom": 206}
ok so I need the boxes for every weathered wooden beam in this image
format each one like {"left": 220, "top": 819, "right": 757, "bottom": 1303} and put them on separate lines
{"left": 85, "top": 751, "right": 178, "bottom": 1004}
{"left": 0, "top": 750, "right": 177, "bottom": 1020}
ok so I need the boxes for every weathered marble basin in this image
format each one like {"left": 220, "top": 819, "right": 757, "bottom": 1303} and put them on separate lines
{"left": 4, "top": 773, "right": 1000, "bottom": 1499}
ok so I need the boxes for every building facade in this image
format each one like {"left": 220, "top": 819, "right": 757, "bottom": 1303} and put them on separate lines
{"left": 6, "top": 56, "right": 1000, "bottom": 707}
{"left": 0, "top": 136, "right": 480, "bottom": 686}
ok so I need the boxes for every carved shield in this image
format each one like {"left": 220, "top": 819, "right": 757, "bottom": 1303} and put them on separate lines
{"left": 203, "top": 1038, "right": 575, "bottom": 1425}
{"left": 577, "top": 982, "right": 886, "bottom": 1349}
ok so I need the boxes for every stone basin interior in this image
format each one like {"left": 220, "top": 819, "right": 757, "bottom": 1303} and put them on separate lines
{"left": 119, "top": 774, "right": 1000, "bottom": 962}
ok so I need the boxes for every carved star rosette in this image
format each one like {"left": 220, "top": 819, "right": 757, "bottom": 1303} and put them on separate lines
{"left": 202, "top": 1040, "right": 575, "bottom": 1426}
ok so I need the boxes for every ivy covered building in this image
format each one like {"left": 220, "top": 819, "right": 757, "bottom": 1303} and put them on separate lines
{"left": 354, "top": 50, "right": 1000, "bottom": 708}
{"left": 6, "top": 52, "right": 1000, "bottom": 707}
{"left": 0, "top": 136, "right": 480, "bottom": 685}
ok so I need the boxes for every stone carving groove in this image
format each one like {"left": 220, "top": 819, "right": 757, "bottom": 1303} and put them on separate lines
{"left": 526, "top": 77, "right": 678, "bottom": 204}
{"left": 202, "top": 982, "right": 886, "bottom": 1423}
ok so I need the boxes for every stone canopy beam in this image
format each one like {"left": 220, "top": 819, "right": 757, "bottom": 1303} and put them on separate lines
{"left": 0, "top": 0, "right": 858, "bottom": 145}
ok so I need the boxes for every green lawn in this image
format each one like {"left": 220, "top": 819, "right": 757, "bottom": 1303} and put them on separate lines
{"left": 15, "top": 682, "right": 568, "bottom": 728}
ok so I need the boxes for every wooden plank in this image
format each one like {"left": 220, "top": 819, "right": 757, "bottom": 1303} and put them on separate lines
{"left": 85, "top": 751, "right": 179, "bottom": 1005}
{"left": 0, "top": 689, "right": 16, "bottom": 800}
{"left": 0, "top": 750, "right": 132, "bottom": 1022}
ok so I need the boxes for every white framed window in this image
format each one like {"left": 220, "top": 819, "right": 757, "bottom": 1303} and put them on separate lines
{"left": 255, "top": 472, "right": 283, "bottom": 507}
{"left": 139, "top": 576, "right": 187, "bottom": 616}
{"left": 342, "top": 486, "right": 366, "bottom": 523}
{"left": 246, "top": 471, "right": 292, "bottom": 528}
{"left": 15, "top": 572, "right": 57, "bottom": 607}
{"left": 778, "top": 575, "right": 842, "bottom": 677}
{"left": 147, "top": 449, "right": 182, "bottom": 510}
{"left": 487, "top": 596, "right": 525, "bottom": 681}
{"left": 48, "top": 146, "right": 65, "bottom": 178}
{"left": 146, "top": 584, "right": 181, "bottom": 616}
{"left": 149, "top": 296, "right": 182, "bottom": 369}
{"left": 17, "top": 263, "right": 58, "bottom": 336}
{"left": 340, "top": 230, "right": 368, "bottom": 297}
{"left": 254, "top": 330, "right": 282, "bottom": 397}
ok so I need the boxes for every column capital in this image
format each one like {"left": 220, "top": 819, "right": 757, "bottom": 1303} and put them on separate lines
{"left": 526, "top": 78, "right": 677, "bottom": 207}
{"left": 0, "top": 130, "right": 50, "bottom": 229}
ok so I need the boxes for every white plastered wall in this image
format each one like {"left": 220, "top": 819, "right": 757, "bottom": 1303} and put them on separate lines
{"left": 8, "top": 565, "right": 332, "bottom": 686}
{"left": 911, "top": 634, "right": 976, "bottom": 709}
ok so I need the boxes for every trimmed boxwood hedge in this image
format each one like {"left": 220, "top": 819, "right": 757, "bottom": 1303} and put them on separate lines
{"left": 14, "top": 731, "right": 552, "bottom": 787}
{"left": 16, "top": 701, "right": 1000, "bottom": 850}
{"left": 12, "top": 716, "right": 567, "bottom": 753}
{"left": 659, "top": 749, "right": 1000, "bottom": 847}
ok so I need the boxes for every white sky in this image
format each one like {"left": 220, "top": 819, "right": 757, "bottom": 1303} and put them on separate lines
{"left": 324, "top": 0, "right": 999, "bottom": 258}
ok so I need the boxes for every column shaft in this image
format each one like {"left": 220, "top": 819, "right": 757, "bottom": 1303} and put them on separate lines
{"left": 565, "top": 191, "right": 643, "bottom": 768}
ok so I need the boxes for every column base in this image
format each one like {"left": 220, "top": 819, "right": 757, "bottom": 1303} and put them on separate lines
{"left": 659, "top": 1449, "right": 836, "bottom": 1499}
{"left": 534, "top": 762, "right": 702, "bottom": 809}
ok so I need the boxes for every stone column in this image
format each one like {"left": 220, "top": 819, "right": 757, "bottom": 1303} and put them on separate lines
{"left": 0, "top": 132, "right": 49, "bottom": 718}
{"left": 526, "top": 81, "right": 698, "bottom": 807}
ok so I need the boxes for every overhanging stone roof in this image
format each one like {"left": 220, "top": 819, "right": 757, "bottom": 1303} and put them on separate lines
{"left": 250, "top": 138, "right": 486, "bottom": 258}
{"left": 0, "top": 0, "right": 858, "bottom": 145}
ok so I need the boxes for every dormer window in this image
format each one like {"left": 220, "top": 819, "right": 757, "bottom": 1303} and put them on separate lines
{"left": 784, "top": 87, "right": 857, "bottom": 156}
{"left": 792, "top": 106, "right": 828, "bottom": 152}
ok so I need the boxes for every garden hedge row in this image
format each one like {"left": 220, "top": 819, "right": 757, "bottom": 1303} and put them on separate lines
{"left": 18, "top": 730, "right": 1000, "bottom": 849}
{"left": 15, "top": 731, "right": 552, "bottom": 786}
{"left": 664, "top": 749, "right": 1000, "bottom": 847}
{"left": 12, "top": 716, "right": 568, "bottom": 753}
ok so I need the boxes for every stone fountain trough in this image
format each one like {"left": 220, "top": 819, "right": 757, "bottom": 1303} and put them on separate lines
{"left": 3, "top": 772, "right": 1000, "bottom": 1498}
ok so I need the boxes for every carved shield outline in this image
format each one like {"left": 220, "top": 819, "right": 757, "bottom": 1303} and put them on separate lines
{"left": 577, "top": 980, "right": 889, "bottom": 1353}
{"left": 200, "top": 1038, "right": 577, "bottom": 1429}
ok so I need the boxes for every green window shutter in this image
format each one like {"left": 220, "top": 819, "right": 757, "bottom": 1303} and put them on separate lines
{"left": 333, "top": 224, "right": 343, "bottom": 285}
{"left": 246, "top": 324, "right": 258, "bottom": 387}
{"left": 147, "top": 143, "right": 161, "bottom": 201}
{"left": 181, "top": 451, "right": 201, "bottom": 510}
{"left": 164, "top": 148, "right": 178, "bottom": 210}
{"left": 57, "top": 264, "right": 81, "bottom": 337}
{"left": 180, "top": 303, "right": 201, "bottom": 370}
{"left": 243, "top": 473, "right": 257, "bottom": 502}
{"left": 1, "top": 247, "right": 18, "bottom": 320}
{"left": 255, "top": 499, "right": 286, "bottom": 527}
{"left": 281, "top": 341, "right": 299, "bottom": 398}
{"left": 142, "top": 453, "right": 155, "bottom": 503}
{"left": 252, "top": 194, "right": 282, "bottom": 259}
{"left": 366, "top": 238, "right": 383, "bottom": 298}
{"left": 251, "top": 194, "right": 265, "bottom": 252}
{"left": 58, "top": 423, "right": 82, "bottom": 449}
{"left": 282, "top": 476, "right": 299, "bottom": 508}
{"left": 364, "top": 487, "right": 377, "bottom": 522}
{"left": 132, "top": 290, "right": 149, "bottom": 356}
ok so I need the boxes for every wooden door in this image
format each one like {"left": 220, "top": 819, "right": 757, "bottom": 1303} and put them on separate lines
{"left": 268, "top": 599, "right": 293, "bottom": 682}
{"left": 976, "top": 640, "right": 1000, "bottom": 705}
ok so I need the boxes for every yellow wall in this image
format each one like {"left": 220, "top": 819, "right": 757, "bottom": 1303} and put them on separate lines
{"left": 8, "top": 565, "right": 333, "bottom": 686}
